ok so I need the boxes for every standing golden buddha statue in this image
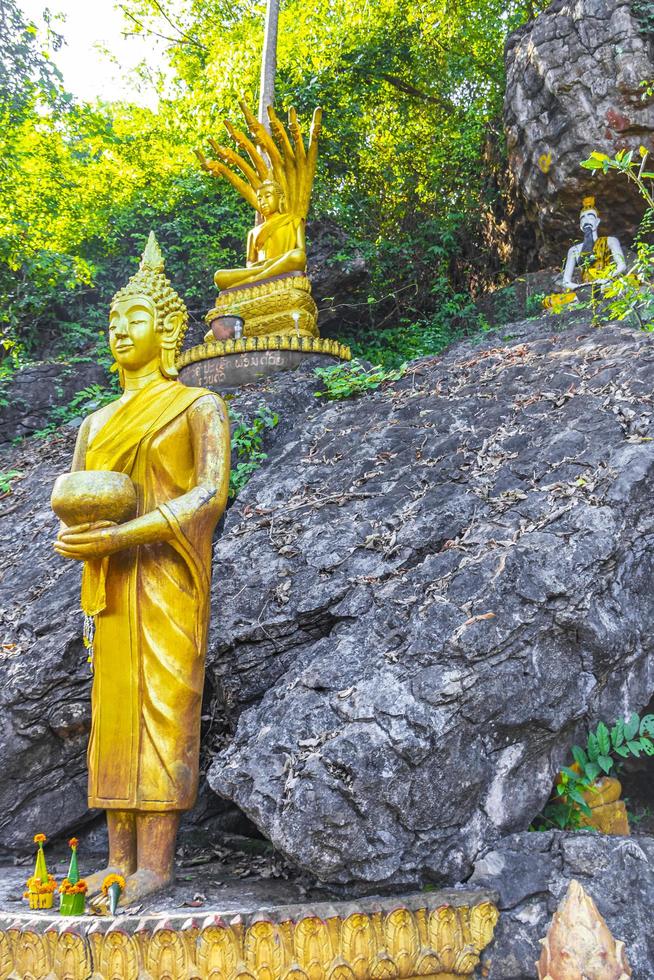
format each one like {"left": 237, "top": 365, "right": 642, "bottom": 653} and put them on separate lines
{"left": 52, "top": 233, "right": 230, "bottom": 906}
{"left": 196, "top": 100, "right": 322, "bottom": 339}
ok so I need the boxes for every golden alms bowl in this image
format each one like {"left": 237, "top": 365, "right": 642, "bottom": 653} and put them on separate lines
{"left": 51, "top": 471, "right": 137, "bottom": 528}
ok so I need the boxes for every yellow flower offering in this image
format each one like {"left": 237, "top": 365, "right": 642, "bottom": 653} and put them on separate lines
{"left": 101, "top": 873, "right": 126, "bottom": 896}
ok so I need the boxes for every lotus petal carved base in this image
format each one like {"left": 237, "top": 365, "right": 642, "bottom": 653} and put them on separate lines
{"left": 206, "top": 273, "right": 319, "bottom": 339}
{"left": 0, "top": 890, "right": 498, "bottom": 980}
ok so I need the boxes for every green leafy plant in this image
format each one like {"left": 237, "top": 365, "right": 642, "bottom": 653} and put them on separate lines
{"left": 632, "top": 0, "right": 654, "bottom": 39}
{"left": 533, "top": 712, "right": 654, "bottom": 831}
{"left": 0, "top": 469, "right": 22, "bottom": 494}
{"left": 628, "top": 803, "right": 652, "bottom": 828}
{"left": 580, "top": 146, "right": 654, "bottom": 329}
{"left": 314, "top": 359, "right": 405, "bottom": 400}
{"left": 525, "top": 292, "right": 547, "bottom": 317}
{"left": 229, "top": 403, "right": 279, "bottom": 500}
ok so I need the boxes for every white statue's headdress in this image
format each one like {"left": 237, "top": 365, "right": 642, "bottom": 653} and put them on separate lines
{"left": 580, "top": 195, "right": 599, "bottom": 219}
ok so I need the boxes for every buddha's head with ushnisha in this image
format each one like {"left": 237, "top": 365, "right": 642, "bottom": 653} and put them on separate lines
{"left": 110, "top": 232, "right": 188, "bottom": 381}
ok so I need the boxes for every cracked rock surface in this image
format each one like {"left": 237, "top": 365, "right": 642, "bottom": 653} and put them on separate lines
{"left": 471, "top": 830, "right": 654, "bottom": 978}
{"left": 504, "top": 0, "right": 654, "bottom": 265}
{"left": 207, "top": 314, "right": 654, "bottom": 888}
{"left": 2, "top": 318, "right": 654, "bottom": 895}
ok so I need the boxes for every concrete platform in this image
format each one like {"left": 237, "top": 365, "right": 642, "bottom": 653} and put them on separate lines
{"left": 0, "top": 865, "right": 498, "bottom": 979}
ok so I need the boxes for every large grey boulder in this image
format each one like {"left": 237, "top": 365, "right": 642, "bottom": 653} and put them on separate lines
{"left": 2, "top": 315, "right": 654, "bottom": 894}
{"left": 307, "top": 218, "right": 369, "bottom": 336}
{"left": 470, "top": 831, "right": 654, "bottom": 979}
{"left": 207, "top": 315, "right": 654, "bottom": 888}
{"left": 504, "top": 0, "right": 654, "bottom": 265}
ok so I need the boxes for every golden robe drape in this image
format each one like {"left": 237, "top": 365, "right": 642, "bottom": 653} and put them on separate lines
{"left": 251, "top": 213, "right": 301, "bottom": 257}
{"left": 82, "top": 379, "right": 223, "bottom": 811}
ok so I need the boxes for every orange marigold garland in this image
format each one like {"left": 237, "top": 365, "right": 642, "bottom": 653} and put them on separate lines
{"left": 102, "top": 873, "right": 126, "bottom": 915}
{"left": 24, "top": 874, "right": 57, "bottom": 897}
{"left": 101, "top": 873, "right": 126, "bottom": 895}
{"left": 59, "top": 878, "right": 88, "bottom": 895}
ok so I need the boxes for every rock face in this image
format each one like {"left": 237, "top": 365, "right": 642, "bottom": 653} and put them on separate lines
{"left": 0, "top": 429, "right": 92, "bottom": 849}
{"left": 207, "top": 314, "right": 654, "bottom": 889}
{"left": 471, "top": 831, "right": 654, "bottom": 978}
{"left": 306, "top": 218, "right": 369, "bottom": 337}
{"left": 2, "top": 316, "right": 654, "bottom": 892}
{"left": 504, "top": 0, "right": 654, "bottom": 266}
{"left": 0, "top": 357, "right": 108, "bottom": 445}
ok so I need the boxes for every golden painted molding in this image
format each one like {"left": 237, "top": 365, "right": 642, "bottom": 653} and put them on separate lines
{"left": 0, "top": 893, "right": 498, "bottom": 979}
{"left": 177, "top": 334, "right": 352, "bottom": 370}
{"left": 206, "top": 274, "right": 320, "bottom": 340}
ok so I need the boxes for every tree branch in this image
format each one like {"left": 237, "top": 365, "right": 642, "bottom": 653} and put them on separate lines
{"left": 148, "top": 0, "right": 208, "bottom": 52}
{"left": 378, "top": 73, "right": 455, "bottom": 111}
{"left": 119, "top": 4, "right": 207, "bottom": 52}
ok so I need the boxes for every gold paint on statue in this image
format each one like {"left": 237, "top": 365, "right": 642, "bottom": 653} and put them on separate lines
{"left": 553, "top": 768, "right": 630, "bottom": 836}
{"left": 53, "top": 932, "right": 92, "bottom": 980}
{"left": 578, "top": 775, "right": 630, "bottom": 835}
{"left": 197, "top": 100, "right": 322, "bottom": 339}
{"left": 210, "top": 272, "right": 319, "bottom": 339}
{"left": 52, "top": 232, "right": 230, "bottom": 908}
{"left": 0, "top": 897, "right": 499, "bottom": 979}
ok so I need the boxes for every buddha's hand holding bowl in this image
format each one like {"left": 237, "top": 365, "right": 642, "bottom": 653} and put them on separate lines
{"left": 51, "top": 471, "right": 137, "bottom": 528}
{"left": 52, "top": 471, "right": 138, "bottom": 563}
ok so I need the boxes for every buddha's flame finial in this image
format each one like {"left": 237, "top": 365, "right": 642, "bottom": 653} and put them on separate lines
{"left": 537, "top": 880, "right": 632, "bottom": 979}
{"left": 140, "top": 230, "right": 165, "bottom": 273}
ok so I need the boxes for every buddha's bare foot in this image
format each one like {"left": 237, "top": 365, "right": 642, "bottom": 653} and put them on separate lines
{"left": 85, "top": 865, "right": 132, "bottom": 899}
{"left": 118, "top": 868, "right": 172, "bottom": 907}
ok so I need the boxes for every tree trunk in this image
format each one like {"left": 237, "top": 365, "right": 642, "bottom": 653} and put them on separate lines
{"left": 258, "top": 0, "right": 280, "bottom": 132}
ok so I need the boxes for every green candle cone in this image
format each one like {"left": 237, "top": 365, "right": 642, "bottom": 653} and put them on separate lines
{"left": 67, "top": 846, "right": 79, "bottom": 885}
{"left": 34, "top": 842, "right": 48, "bottom": 884}
{"left": 108, "top": 881, "right": 121, "bottom": 916}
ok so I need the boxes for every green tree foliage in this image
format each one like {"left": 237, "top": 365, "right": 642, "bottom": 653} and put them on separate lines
{"left": 128, "top": 0, "right": 546, "bottom": 334}
{"left": 0, "top": 0, "right": 66, "bottom": 123}
{"left": 1, "top": 0, "right": 546, "bottom": 367}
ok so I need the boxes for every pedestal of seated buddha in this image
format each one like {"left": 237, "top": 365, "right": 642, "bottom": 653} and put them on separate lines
{"left": 206, "top": 270, "right": 319, "bottom": 340}
{"left": 177, "top": 334, "right": 351, "bottom": 390}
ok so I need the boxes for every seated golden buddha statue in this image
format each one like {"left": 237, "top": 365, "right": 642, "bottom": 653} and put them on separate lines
{"left": 52, "top": 232, "right": 230, "bottom": 907}
{"left": 197, "top": 100, "right": 322, "bottom": 340}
